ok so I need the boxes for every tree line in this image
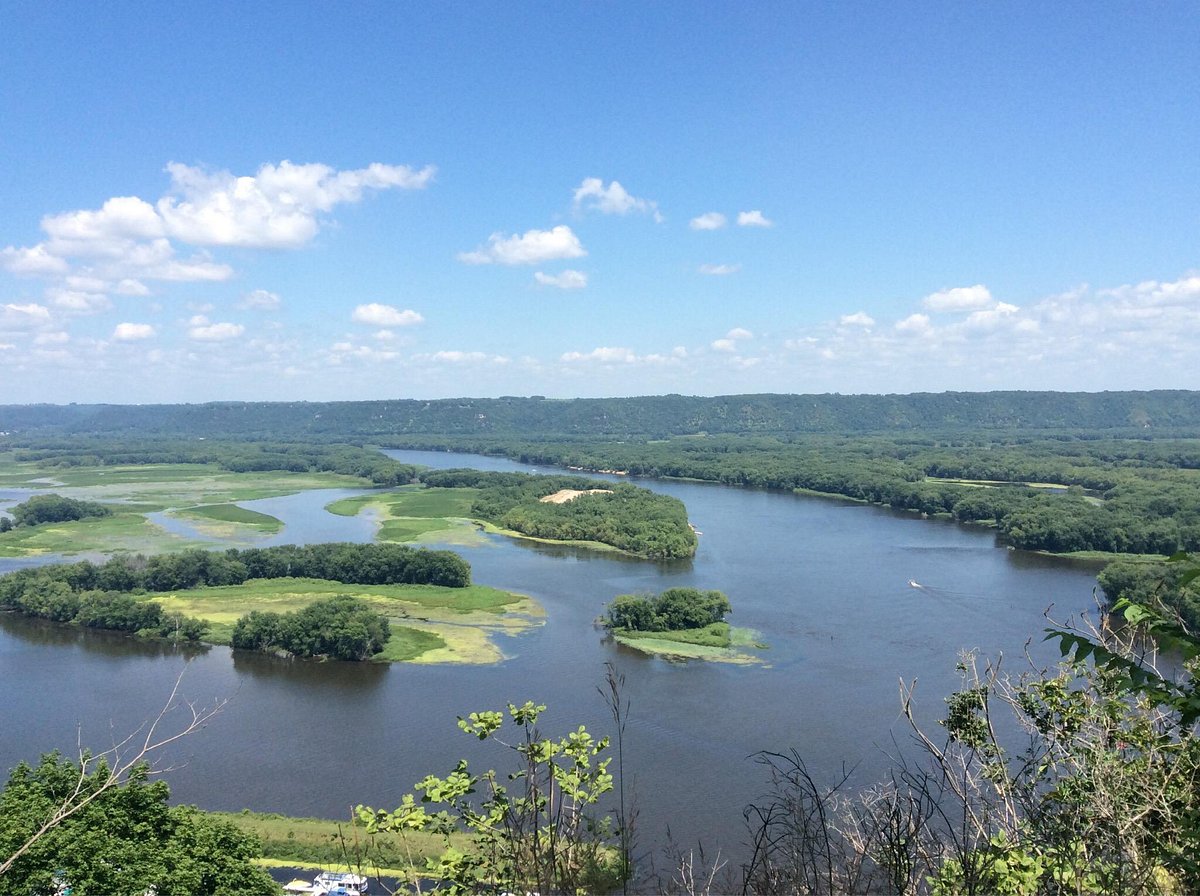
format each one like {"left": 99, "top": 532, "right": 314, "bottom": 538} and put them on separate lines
{"left": 6, "top": 390, "right": 1200, "bottom": 439}
{"left": 0, "top": 542, "right": 471, "bottom": 638}
{"left": 6, "top": 438, "right": 418, "bottom": 486}
{"left": 395, "top": 433, "right": 1200, "bottom": 557}
{"left": 419, "top": 469, "right": 697, "bottom": 559}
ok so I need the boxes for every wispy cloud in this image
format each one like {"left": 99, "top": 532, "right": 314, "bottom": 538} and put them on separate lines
{"left": 572, "top": 178, "right": 661, "bottom": 221}
{"left": 737, "top": 210, "right": 773, "bottom": 228}
{"left": 689, "top": 212, "right": 727, "bottom": 231}
{"left": 699, "top": 263, "right": 741, "bottom": 276}
{"left": 534, "top": 269, "right": 588, "bottom": 289}
{"left": 188, "top": 318, "right": 244, "bottom": 341}
{"left": 238, "top": 289, "right": 282, "bottom": 311}
{"left": 839, "top": 312, "right": 875, "bottom": 327}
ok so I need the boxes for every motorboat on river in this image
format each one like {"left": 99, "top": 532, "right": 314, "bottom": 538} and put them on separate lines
{"left": 282, "top": 872, "right": 369, "bottom": 895}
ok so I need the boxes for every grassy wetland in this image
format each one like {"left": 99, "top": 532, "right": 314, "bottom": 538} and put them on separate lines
{"left": 153, "top": 577, "right": 542, "bottom": 664}
{"left": 0, "top": 455, "right": 362, "bottom": 557}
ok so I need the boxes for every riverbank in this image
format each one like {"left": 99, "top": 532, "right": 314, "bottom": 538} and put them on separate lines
{"left": 210, "top": 808, "right": 452, "bottom": 878}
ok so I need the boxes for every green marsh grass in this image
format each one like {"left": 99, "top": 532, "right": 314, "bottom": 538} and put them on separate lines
{"left": 151, "top": 577, "right": 542, "bottom": 664}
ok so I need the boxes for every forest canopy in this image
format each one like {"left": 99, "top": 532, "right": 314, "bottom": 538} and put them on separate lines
{"left": 230, "top": 595, "right": 391, "bottom": 661}
{"left": 606, "top": 588, "right": 732, "bottom": 632}
{"left": 420, "top": 469, "right": 697, "bottom": 559}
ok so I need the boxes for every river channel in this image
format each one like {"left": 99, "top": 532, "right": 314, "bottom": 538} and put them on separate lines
{"left": 0, "top": 449, "right": 1102, "bottom": 854}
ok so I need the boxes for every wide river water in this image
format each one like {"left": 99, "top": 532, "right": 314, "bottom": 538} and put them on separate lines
{"left": 0, "top": 449, "right": 1102, "bottom": 854}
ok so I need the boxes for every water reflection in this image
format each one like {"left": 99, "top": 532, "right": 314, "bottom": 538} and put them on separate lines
{"left": 0, "top": 612, "right": 210, "bottom": 660}
{"left": 231, "top": 648, "right": 389, "bottom": 691}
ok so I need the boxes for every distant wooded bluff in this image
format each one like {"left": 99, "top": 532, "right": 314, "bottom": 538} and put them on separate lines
{"left": 2, "top": 391, "right": 1198, "bottom": 439}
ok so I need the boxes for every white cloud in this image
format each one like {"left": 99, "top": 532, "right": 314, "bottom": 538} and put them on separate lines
{"left": 424, "top": 350, "right": 509, "bottom": 364}
{"left": 325, "top": 341, "right": 399, "bottom": 363}
{"left": 840, "top": 312, "right": 875, "bottom": 327}
{"left": 351, "top": 303, "right": 424, "bottom": 327}
{"left": 1, "top": 244, "right": 69, "bottom": 275}
{"left": 572, "top": 178, "right": 660, "bottom": 219}
{"left": 34, "top": 331, "right": 69, "bottom": 345}
{"left": 373, "top": 329, "right": 395, "bottom": 341}
{"left": 156, "top": 160, "right": 434, "bottom": 249}
{"left": 699, "top": 263, "right": 741, "bottom": 276}
{"left": 923, "top": 284, "right": 993, "bottom": 312}
{"left": 115, "top": 279, "right": 150, "bottom": 296}
{"left": 459, "top": 225, "right": 586, "bottom": 266}
{"left": 895, "top": 313, "right": 933, "bottom": 335}
{"left": 1, "top": 302, "right": 51, "bottom": 328}
{"left": 43, "top": 196, "right": 164, "bottom": 245}
{"left": 238, "top": 288, "right": 282, "bottom": 310}
{"left": 188, "top": 321, "right": 244, "bottom": 341}
{"left": 737, "top": 210, "right": 773, "bottom": 228}
{"left": 48, "top": 288, "right": 111, "bottom": 313}
{"left": 534, "top": 269, "right": 587, "bottom": 289}
{"left": 711, "top": 327, "right": 753, "bottom": 353}
{"left": 113, "top": 322, "right": 156, "bottom": 341}
{"left": 560, "top": 346, "right": 638, "bottom": 364}
{"left": 0, "top": 159, "right": 429, "bottom": 312}
{"left": 964, "top": 302, "right": 1020, "bottom": 331}
{"left": 689, "top": 212, "right": 727, "bottom": 231}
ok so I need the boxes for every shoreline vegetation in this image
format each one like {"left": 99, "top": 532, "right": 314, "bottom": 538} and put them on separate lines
{"left": 0, "top": 543, "right": 540, "bottom": 665}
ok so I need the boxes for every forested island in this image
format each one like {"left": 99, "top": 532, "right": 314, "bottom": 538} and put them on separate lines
{"left": 604, "top": 587, "right": 764, "bottom": 662}
{"left": 417, "top": 469, "right": 696, "bottom": 559}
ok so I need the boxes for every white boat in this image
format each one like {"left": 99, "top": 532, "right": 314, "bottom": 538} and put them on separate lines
{"left": 285, "top": 872, "right": 369, "bottom": 895}
{"left": 315, "top": 873, "right": 369, "bottom": 895}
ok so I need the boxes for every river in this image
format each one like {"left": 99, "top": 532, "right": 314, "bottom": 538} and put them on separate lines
{"left": 0, "top": 449, "right": 1101, "bottom": 856}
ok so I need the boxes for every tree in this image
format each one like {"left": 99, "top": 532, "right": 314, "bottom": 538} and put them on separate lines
{"left": 0, "top": 669, "right": 275, "bottom": 893}
{"left": 0, "top": 757, "right": 276, "bottom": 895}
{"left": 359, "top": 701, "right": 626, "bottom": 895}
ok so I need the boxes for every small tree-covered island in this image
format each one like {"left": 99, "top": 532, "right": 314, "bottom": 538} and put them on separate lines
{"left": 604, "top": 587, "right": 766, "bottom": 663}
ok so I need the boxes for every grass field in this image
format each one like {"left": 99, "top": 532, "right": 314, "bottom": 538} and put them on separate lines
{"left": 612, "top": 624, "right": 767, "bottom": 665}
{"left": 151, "top": 576, "right": 543, "bottom": 664}
{"left": 176, "top": 503, "right": 284, "bottom": 532}
{"left": 210, "top": 808, "right": 460, "bottom": 878}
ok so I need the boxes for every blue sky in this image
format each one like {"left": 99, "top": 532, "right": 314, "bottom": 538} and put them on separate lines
{"left": 2, "top": 2, "right": 1197, "bottom": 403}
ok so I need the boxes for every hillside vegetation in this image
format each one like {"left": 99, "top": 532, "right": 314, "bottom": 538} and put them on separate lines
{"left": 3, "top": 390, "right": 1200, "bottom": 440}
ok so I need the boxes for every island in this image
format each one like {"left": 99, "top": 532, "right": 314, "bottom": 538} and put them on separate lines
{"left": 604, "top": 587, "right": 766, "bottom": 664}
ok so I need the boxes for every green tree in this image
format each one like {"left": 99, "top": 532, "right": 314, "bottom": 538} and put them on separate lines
{"left": 359, "top": 701, "right": 625, "bottom": 895}
{"left": 0, "top": 755, "right": 276, "bottom": 895}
